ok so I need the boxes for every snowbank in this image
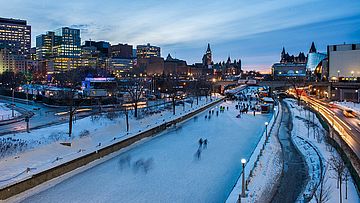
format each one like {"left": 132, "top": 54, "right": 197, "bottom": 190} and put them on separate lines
{"left": 335, "top": 101, "right": 360, "bottom": 115}
{"left": 0, "top": 103, "right": 20, "bottom": 121}
{"left": 285, "top": 99, "right": 359, "bottom": 203}
{"left": 226, "top": 104, "right": 280, "bottom": 202}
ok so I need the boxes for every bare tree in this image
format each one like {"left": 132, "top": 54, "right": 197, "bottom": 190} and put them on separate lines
{"left": 162, "top": 77, "right": 180, "bottom": 115}
{"left": 329, "top": 154, "right": 346, "bottom": 203}
{"left": 313, "top": 167, "right": 332, "bottom": 203}
{"left": 286, "top": 77, "right": 306, "bottom": 106}
{"left": 125, "top": 79, "right": 145, "bottom": 118}
{"left": 344, "top": 170, "right": 350, "bottom": 200}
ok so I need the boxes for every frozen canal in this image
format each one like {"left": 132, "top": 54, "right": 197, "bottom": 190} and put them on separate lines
{"left": 21, "top": 101, "right": 272, "bottom": 203}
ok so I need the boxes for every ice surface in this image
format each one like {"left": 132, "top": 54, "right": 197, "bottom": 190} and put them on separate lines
{"left": 19, "top": 100, "right": 271, "bottom": 203}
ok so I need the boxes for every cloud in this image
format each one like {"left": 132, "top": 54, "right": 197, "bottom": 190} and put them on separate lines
{"left": 0, "top": 0, "right": 359, "bottom": 70}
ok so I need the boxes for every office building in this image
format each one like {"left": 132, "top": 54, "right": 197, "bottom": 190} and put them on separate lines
{"left": 328, "top": 43, "right": 360, "bottom": 82}
{"left": 0, "top": 17, "right": 31, "bottom": 58}
{"left": 111, "top": 43, "right": 133, "bottom": 59}
{"left": 136, "top": 43, "right": 160, "bottom": 59}
{"left": 0, "top": 47, "right": 26, "bottom": 73}
{"left": 107, "top": 58, "right": 134, "bottom": 77}
{"left": 0, "top": 17, "right": 31, "bottom": 73}
{"left": 36, "top": 31, "right": 61, "bottom": 60}
{"left": 36, "top": 27, "right": 81, "bottom": 72}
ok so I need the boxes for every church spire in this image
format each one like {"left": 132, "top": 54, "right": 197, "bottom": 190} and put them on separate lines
{"left": 281, "top": 47, "right": 286, "bottom": 55}
{"left": 309, "top": 42, "right": 317, "bottom": 53}
{"left": 206, "top": 43, "right": 211, "bottom": 53}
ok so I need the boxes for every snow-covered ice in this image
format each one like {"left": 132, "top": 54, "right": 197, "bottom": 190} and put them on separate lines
{"left": 12, "top": 100, "right": 272, "bottom": 203}
{"left": 0, "top": 96, "right": 220, "bottom": 188}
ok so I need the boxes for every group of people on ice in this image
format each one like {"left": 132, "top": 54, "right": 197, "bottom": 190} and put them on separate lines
{"left": 118, "top": 155, "right": 154, "bottom": 174}
{"left": 195, "top": 138, "right": 208, "bottom": 160}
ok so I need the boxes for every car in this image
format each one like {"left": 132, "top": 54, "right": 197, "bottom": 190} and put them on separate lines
{"left": 343, "top": 109, "right": 355, "bottom": 118}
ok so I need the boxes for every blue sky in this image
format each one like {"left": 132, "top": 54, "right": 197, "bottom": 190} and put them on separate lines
{"left": 1, "top": 0, "right": 360, "bottom": 72}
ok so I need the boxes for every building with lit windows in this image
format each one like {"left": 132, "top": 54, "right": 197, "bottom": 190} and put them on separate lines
{"left": 81, "top": 40, "right": 110, "bottom": 69}
{"left": 272, "top": 46, "right": 307, "bottom": 80}
{"left": 36, "top": 27, "right": 81, "bottom": 72}
{"left": 106, "top": 58, "right": 134, "bottom": 77}
{"left": 0, "top": 47, "right": 26, "bottom": 73}
{"left": 36, "top": 31, "right": 61, "bottom": 60}
{"left": 136, "top": 43, "right": 160, "bottom": 59}
{"left": 0, "top": 17, "right": 31, "bottom": 58}
{"left": 328, "top": 43, "right": 360, "bottom": 82}
{"left": 0, "top": 17, "right": 31, "bottom": 73}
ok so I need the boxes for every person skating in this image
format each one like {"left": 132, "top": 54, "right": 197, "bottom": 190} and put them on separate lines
{"left": 195, "top": 148, "right": 202, "bottom": 160}
{"left": 203, "top": 139, "right": 208, "bottom": 149}
{"left": 198, "top": 138, "right": 203, "bottom": 148}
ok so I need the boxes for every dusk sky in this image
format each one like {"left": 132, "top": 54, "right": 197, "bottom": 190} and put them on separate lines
{"left": 1, "top": 0, "right": 360, "bottom": 72}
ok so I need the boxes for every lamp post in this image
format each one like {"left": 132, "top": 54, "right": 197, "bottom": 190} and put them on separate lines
{"left": 337, "top": 70, "right": 340, "bottom": 78}
{"left": 356, "top": 90, "right": 359, "bottom": 103}
{"left": 241, "top": 158, "right": 247, "bottom": 198}
{"left": 265, "top": 122, "right": 269, "bottom": 138}
{"left": 11, "top": 88, "right": 15, "bottom": 117}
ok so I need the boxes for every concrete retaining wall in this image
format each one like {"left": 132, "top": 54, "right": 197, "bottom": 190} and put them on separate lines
{"left": 0, "top": 98, "right": 223, "bottom": 200}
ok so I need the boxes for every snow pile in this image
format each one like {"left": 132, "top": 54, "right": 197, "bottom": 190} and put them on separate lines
{"left": 285, "top": 99, "right": 359, "bottom": 203}
{"left": 226, "top": 104, "right": 279, "bottom": 202}
{"left": 292, "top": 136, "right": 323, "bottom": 201}
{"left": 0, "top": 96, "right": 222, "bottom": 189}
{"left": 242, "top": 102, "right": 283, "bottom": 202}
{"left": 0, "top": 103, "right": 20, "bottom": 121}
{"left": 335, "top": 101, "right": 360, "bottom": 115}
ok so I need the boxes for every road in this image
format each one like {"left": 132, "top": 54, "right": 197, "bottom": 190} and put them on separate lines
{"left": 302, "top": 96, "right": 360, "bottom": 159}
{"left": 0, "top": 99, "right": 93, "bottom": 135}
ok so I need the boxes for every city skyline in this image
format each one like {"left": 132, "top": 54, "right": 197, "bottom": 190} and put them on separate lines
{"left": 1, "top": 0, "right": 360, "bottom": 72}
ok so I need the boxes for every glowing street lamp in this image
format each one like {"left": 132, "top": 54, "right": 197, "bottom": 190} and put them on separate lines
{"left": 265, "top": 122, "right": 269, "bottom": 137}
{"left": 241, "top": 158, "right": 247, "bottom": 198}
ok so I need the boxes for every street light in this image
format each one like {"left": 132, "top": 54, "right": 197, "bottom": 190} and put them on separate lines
{"left": 241, "top": 158, "right": 247, "bottom": 198}
{"left": 265, "top": 122, "right": 269, "bottom": 137}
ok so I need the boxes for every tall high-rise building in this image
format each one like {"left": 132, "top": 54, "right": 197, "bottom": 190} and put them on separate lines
{"left": 36, "top": 31, "right": 61, "bottom": 60}
{"left": 36, "top": 27, "right": 81, "bottom": 72}
{"left": 136, "top": 43, "right": 160, "bottom": 59}
{"left": 0, "top": 17, "right": 31, "bottom": 73}
{"left": 0, "top": 17, "right": 31, "bottom": 58}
